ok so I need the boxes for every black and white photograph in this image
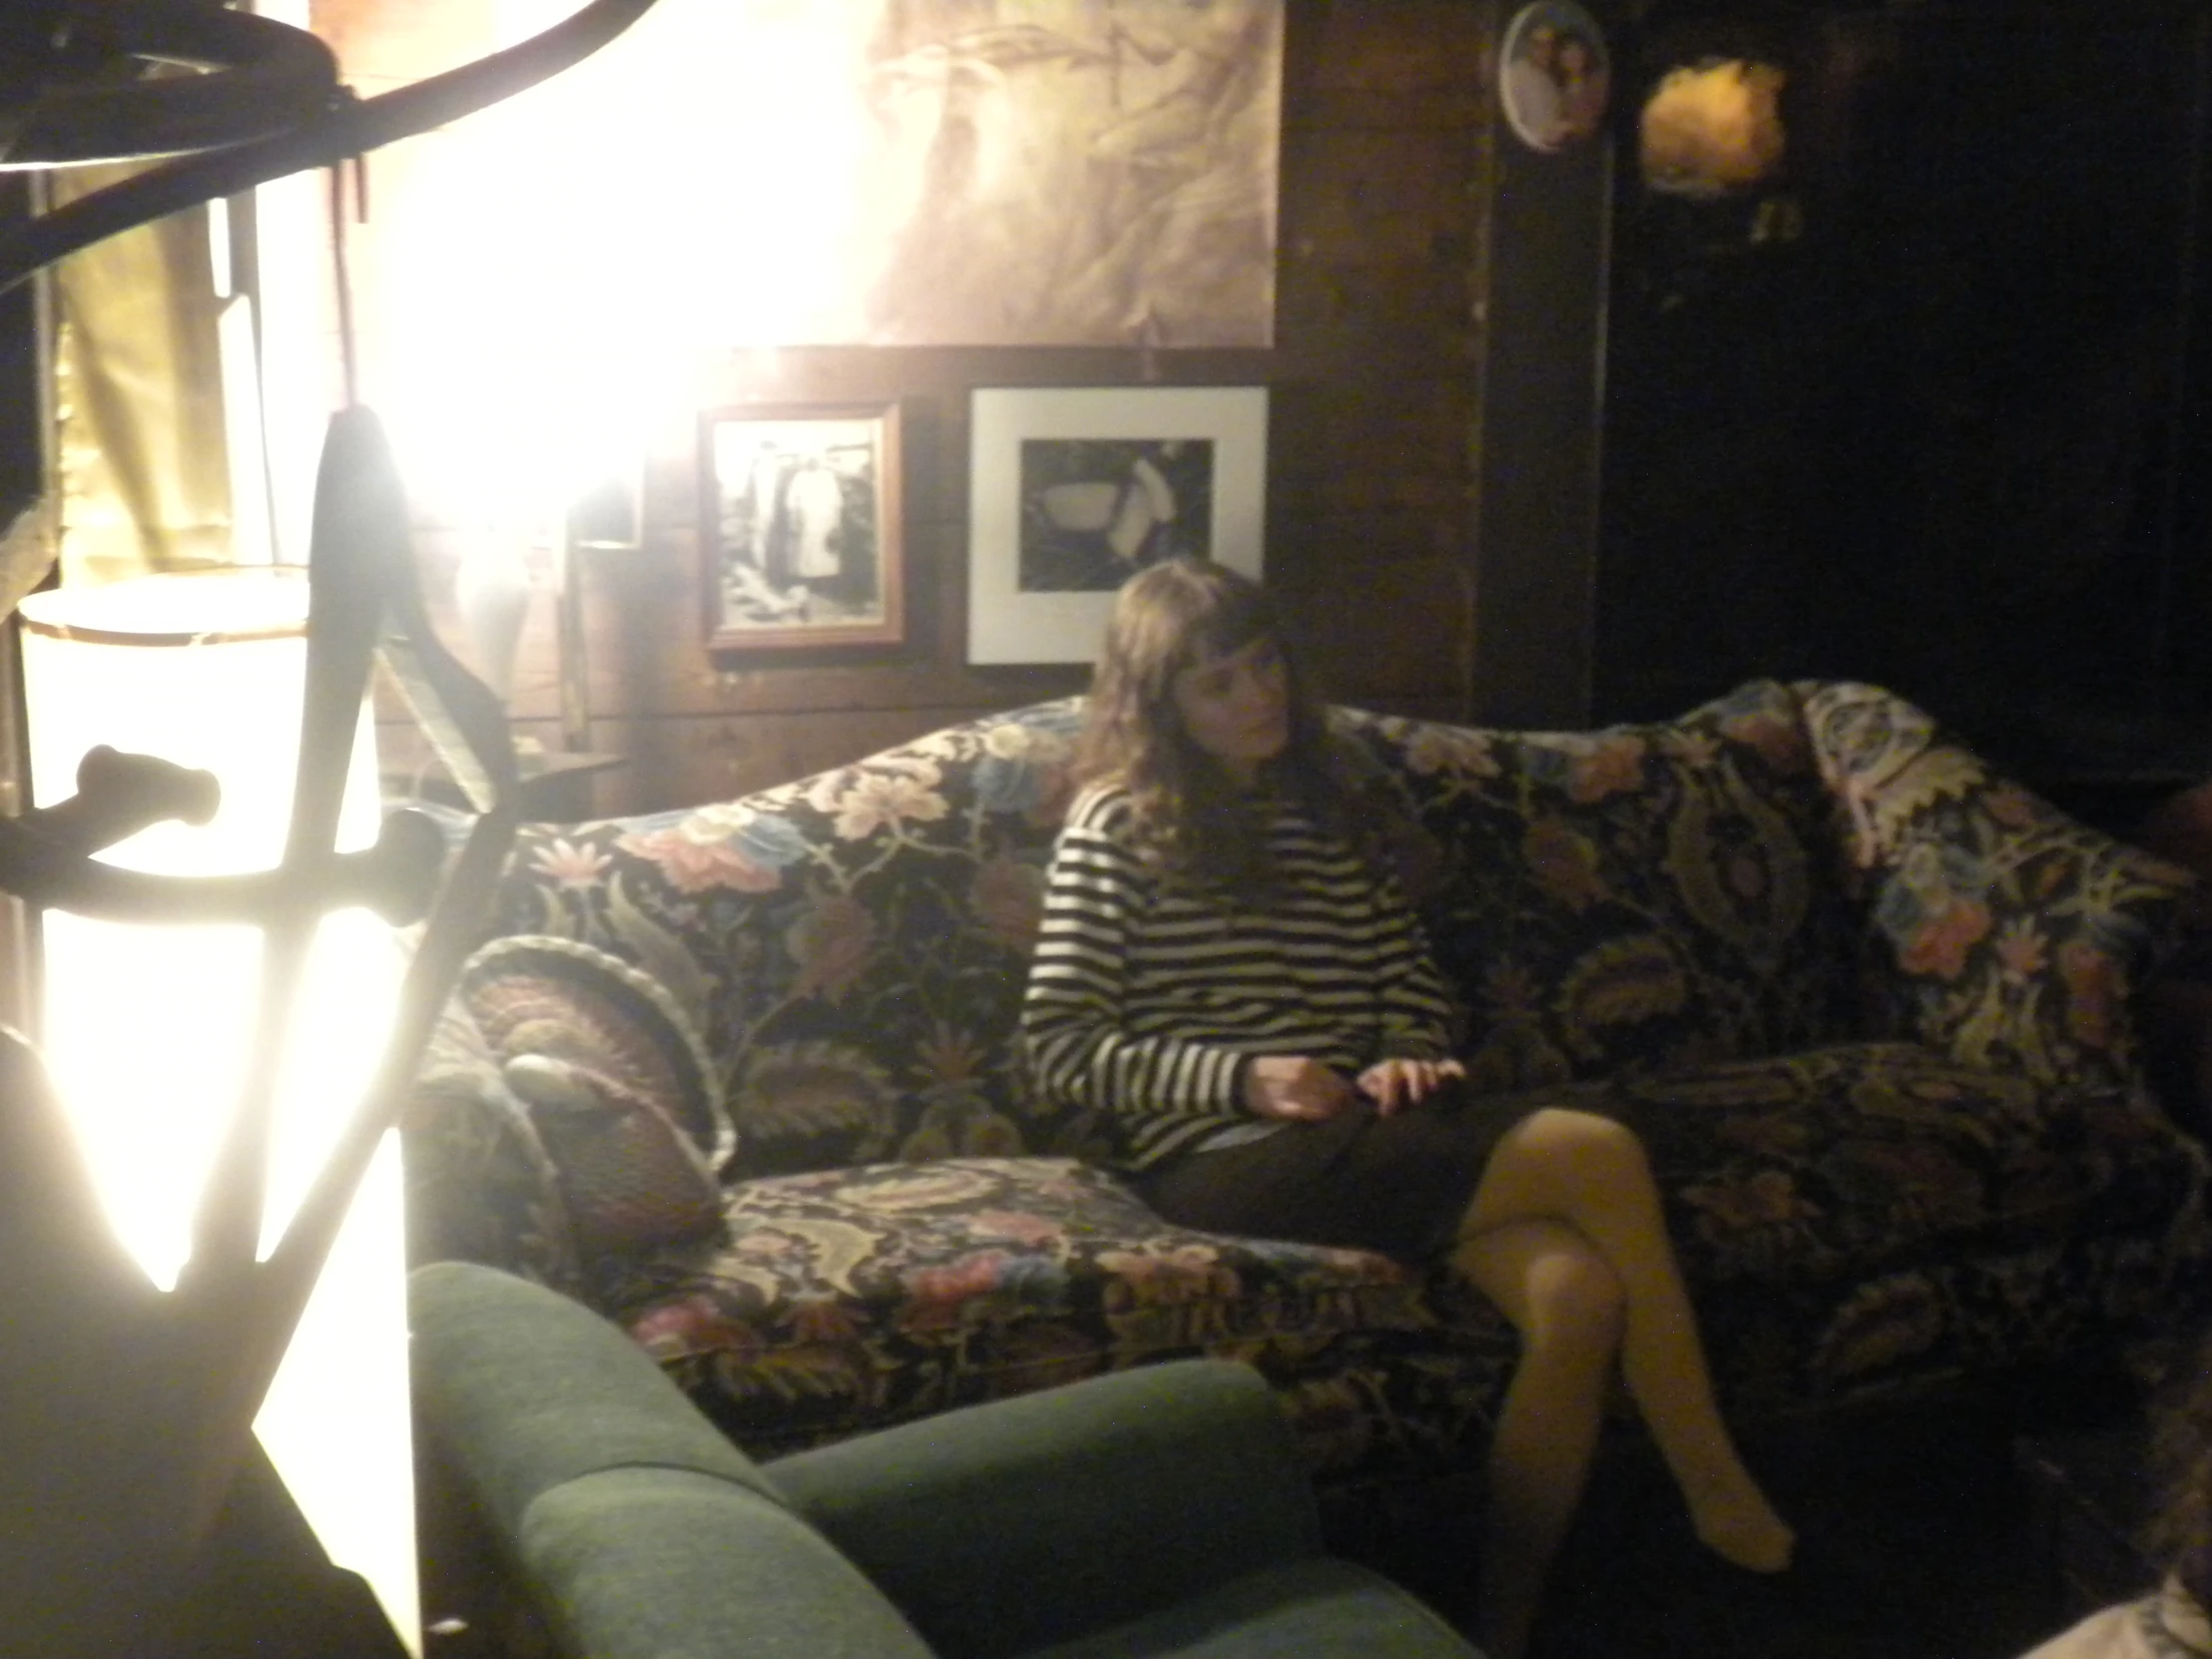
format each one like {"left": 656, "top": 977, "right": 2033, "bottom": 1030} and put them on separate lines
{"left": 1017, "top": 436, "right": 1218, "bottom": 592}
{"left": 968, "top": 386, "right": 1267, "bottom": 664}
{"left": 700, "top": 403, "right": 903, "bottom": 650}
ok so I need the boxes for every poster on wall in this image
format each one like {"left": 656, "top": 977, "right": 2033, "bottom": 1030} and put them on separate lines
{"left": 1500, "top": 1, "right": 1611, "bottom": 154}
{"left": 444, "top": 0, "right": 1285, "bottom": 350}
{"left": 967, "top": 385, "right": 1268, "bottom": 665}
{"left": 700, "top": 403, "right": 904, "bottom": 650}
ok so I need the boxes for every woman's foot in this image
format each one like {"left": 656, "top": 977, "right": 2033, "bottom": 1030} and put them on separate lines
{"left": 1689, "top": 1492, "right": 1796, "bottom": 1574}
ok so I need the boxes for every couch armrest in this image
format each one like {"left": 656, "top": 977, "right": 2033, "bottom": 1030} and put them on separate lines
{"left": 764, "top": 1360, "right": 1327, "bottom": 1659}
{"left": 1801, "top": 680, "right": 2196, "bottom": 1090}
{"left": 411, "top": 1262, "right": 940, "bottom": 1659}
{"left": 409, "top": 1260, "right": 775, "bottom": 1532}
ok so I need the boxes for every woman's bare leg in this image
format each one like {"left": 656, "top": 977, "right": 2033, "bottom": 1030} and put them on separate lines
{"left": 1457, "top": 1107, "right": 1795, "bottom": 1573}
{"left": 1453, "top": 1218, "right": 1625, "bottom": 1659}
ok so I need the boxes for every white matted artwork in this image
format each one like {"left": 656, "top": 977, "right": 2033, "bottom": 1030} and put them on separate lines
{"left": 967, "top": 385, "right": 1268, "bottom": 665}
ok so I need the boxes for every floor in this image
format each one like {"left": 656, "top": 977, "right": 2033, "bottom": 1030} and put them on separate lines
{"left": 1335, "top": 1378, "right": 2153, "bottom": 1659}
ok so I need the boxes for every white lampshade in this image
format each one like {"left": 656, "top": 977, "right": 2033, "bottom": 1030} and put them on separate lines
{"left": 15, "top": 564, "right": 418, "bottom": 1651}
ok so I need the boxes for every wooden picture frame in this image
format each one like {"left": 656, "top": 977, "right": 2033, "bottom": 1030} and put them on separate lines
{"left": 966, "top": 385, "right": 1269, "bottom": 665}
{"left": 701, "top": 401, "right": 904, "bottom": 649}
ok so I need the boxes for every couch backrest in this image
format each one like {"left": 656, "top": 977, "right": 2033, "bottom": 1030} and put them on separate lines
{"left": 474, "top": 682, "right": 1881, "bottom": 1182}
{"left": 1797, "top": 679, "right": 2193, "bottom": 1093}
{"left": 454, "top": 678, "right": 2189, "bottom": 1202}
{"left": 1340, "top": 679, "right": 1869, "bottom": 1092}
{"left": 482, "top": 700, "right": 1101, "bottom": 1184}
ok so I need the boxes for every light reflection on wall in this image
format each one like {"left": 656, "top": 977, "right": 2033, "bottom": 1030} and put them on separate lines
{"left": 355, "top": 1, "right": 1284, "bottom": 517}
{"left": 367, "top": 2, "right": 962, "bottom": 518}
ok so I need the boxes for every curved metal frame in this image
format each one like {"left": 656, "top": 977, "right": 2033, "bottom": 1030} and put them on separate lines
{"left": 0, "top": 0, "right": 660, "bottom": 295}
{"left": 0, "top": 0, "right": 339, "bottom": 169}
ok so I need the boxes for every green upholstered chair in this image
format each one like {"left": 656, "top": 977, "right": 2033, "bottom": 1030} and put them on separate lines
{"left": 409, "top": 1260, "right": 1483, "bottom": 1659}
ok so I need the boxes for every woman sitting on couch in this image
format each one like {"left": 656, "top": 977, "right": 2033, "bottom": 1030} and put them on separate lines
{"left": 1021, "top": 559, "right": 1797, "bottom": 1659}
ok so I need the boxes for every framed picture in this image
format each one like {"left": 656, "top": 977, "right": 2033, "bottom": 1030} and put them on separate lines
{"left": 700, "top": 402, "right": 904, "bottom": 649}
{"left": 1500, "top": 1, "right": 1610, "bottom": 155}
{"left": 966, "top": 385, "right": 1268, "bottom": 664}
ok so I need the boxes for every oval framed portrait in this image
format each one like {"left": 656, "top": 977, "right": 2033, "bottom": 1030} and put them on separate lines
{"left": 1501, "top": 1, "right": 1611, "bottom": 154}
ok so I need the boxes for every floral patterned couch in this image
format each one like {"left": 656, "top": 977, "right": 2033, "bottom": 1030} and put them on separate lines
{"left": 401, "top": 678, "right": 2212, "bottom": 1503}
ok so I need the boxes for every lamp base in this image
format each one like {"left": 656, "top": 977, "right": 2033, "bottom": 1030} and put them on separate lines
{"left": 170, "top": 1438, "right": 411, "bottom": 1659}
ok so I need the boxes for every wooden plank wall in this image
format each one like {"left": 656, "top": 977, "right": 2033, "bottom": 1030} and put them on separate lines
{"left": 363, "top": 3, "right": 1494, "bottom": 819}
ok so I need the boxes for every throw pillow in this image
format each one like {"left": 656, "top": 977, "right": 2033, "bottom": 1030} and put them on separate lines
{"left": 454, "top": 935, "right": 733, "bottom": 1254}
{"left": 402, "top": 993, "right": 585, "bottom": 1285}
{"left": 500, "top": 1053, "right": 723, "bottom": 1253}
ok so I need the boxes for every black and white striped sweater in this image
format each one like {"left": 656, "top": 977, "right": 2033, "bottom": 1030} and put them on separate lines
{"left": 1022, "top": 783, "right": 1457, "bottom": 1172}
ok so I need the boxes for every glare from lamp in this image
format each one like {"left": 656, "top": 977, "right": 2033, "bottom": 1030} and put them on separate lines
{"left": 15, "top": 565, "right": 418, "bottom": 1651}
{"left": 362, "top": 0, "right": 878, "bottom": 516}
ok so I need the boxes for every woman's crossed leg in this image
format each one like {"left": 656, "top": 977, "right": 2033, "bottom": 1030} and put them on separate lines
{"left": 1451, "top": 1107, "right": 1794, "bottom": 1657}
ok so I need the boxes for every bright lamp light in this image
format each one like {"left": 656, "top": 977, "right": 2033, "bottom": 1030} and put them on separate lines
{"left": 14, "top": 564, "right": 419, "bottom": 1651}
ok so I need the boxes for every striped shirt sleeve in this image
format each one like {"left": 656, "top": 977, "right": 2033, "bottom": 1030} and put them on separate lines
{"left": 1023, "top": 784, "right": 1460, "bottom": 1171}
{"left": 1022, "top": 789, "right": 1251, "bottom": 1160}
{"left": 1373, "top": 864, "right": 1456, "bottom": 1062}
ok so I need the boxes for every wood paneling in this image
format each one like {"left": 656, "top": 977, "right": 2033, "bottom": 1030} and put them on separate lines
{"left": 372, "top": 2, "right": 1492, "bottom": 816}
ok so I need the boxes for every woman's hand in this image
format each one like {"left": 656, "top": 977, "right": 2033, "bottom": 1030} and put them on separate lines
{"left": 1358, "top": 1056, "right": 1466, "bottom": 1116}
{"left": 1243, "top": 1055, "right": 1359, "bottom": 1122}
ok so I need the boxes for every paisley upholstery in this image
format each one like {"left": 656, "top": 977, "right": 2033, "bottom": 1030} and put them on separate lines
{"left": 402, "top": 680, "right": 2212, "bottom": 1494}
{"left": 1800, "top": 681, "right": 2177, "bottom": 1093}
{"left": 1340, "top": 680, "right": 1868, "bottom": 1092}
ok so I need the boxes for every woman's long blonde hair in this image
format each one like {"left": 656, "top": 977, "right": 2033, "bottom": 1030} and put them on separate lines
{"left": 1077, "top": 560, "right": 1357, "bottom": 894}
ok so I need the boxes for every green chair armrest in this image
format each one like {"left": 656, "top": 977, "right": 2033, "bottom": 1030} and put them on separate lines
{"left": 413, "top": 1262, "right": 940, "bottom": 1659}
{"left": 518, "top": 1466, "right": 936, "bottom": 1659}
{"left": 408, "top": 1260, "right": 780, "bottom": 1537}
{"left": 765, "top": 1360, "right": 1327, "bottom": 1659}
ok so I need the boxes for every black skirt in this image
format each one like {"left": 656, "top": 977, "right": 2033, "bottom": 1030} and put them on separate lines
{"left": 1128, "top": 1078, "right": 1559, "bottom": 1265}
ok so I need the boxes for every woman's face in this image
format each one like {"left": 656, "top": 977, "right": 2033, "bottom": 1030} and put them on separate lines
{"left": 1170, "top": 632, "right": 1290, "bottom": 782}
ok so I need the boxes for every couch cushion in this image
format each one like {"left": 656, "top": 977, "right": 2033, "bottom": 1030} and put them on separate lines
{"left": 1341, "top": 680, "right": 1867, "bottom": 1093}
{"left": 593, "top": 1047, "right": 2212, "bottom": 1469}
{"left": 1619, "top": 1043, "right": 2212, "bottom": 1410}
{"left": 502, "top": 1054, "right": 724, "bottom": 1255}
{"left": 588, "top": 1157, "right": 1436, "bottom": 1459}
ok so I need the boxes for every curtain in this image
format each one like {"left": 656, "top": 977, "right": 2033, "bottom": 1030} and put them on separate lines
{"left": 49, "top": 164, "right": 235, "bottom": 588}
